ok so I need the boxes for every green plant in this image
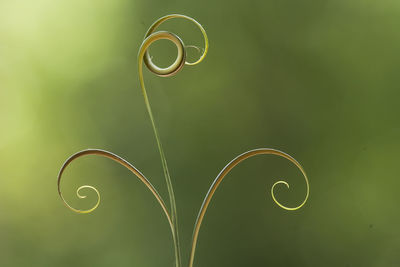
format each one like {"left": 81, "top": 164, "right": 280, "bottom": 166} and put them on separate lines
{"left": 57, "top": 14, "right": 309, "bottom": 267}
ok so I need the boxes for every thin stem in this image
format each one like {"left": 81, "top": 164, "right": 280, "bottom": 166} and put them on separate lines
{"left": 138, "top": 14, "right": 208, "bottom": 267}
{"left": 138, "top": 76, "right": 181, "bottom": 267}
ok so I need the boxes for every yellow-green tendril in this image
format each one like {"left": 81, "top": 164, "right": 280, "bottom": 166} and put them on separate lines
{"left": 188, "top": 148, "right": 309, "bottom": 267}
{"left": 138, "top": 14, "right": 208, "bottom": 267}
{"left": 57, "top": 149, "right": 175, "bottom": 235}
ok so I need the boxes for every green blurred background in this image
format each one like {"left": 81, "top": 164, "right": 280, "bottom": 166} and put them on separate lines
{"left": 1, "top": 0, "right": 400, "bottom": 266}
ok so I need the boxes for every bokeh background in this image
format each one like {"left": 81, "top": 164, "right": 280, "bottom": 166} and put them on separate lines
{"left": 1, "top": 0, "right": 400, "bottom": 266}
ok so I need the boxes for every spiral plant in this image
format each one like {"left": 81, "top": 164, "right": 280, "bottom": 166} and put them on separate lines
{"left": 57, "top": 14, "right": 310, "bottom": 267}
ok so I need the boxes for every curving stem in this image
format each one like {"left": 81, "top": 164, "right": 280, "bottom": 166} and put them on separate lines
{"left": 138, "top": 14, "right": 208, "bottom": 267}
{"left": 188, "top": 148, "right": 310, "bottom": 267}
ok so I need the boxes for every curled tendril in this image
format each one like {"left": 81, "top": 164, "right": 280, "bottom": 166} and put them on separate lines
{"left": 140, "top": 14, "right": 208, "bottom": 77}
{"left": 188, "top": 148, "right": 309, "bottom": 267}
{"left": 57, "top": 149, "right": 174, "bottom": 236}
{"left": 73, "top": 185, "right": 100, "bottom": 214}
{"left": 138, "top": 14, "right": 208, "bottom": 267}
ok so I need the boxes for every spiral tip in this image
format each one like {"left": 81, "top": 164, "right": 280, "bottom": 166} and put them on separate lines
{"left": 59, "top": 184, "right": 101, "bottom": 214}
{"left": 271, "top": 180, "right": 308, "bottom": 211}
{"left": 278, "top": 180, "right": 290, "bottom": 189}
{"left": 77, "top": 185, "right": 91, "bottom": 199}
{"left": 185, "top": 45, "right": 205, "bottom": 65}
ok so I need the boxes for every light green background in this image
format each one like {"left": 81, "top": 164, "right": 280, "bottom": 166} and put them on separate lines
{"left": 0, "top": 0, "right": 399, "bottom": 266}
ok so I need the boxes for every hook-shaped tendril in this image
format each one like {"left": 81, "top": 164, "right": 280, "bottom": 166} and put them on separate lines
{"left": 57, "top": 149, "right": 175, "bottom": 244}
{"left": 188, "top": 148, "right": 309, "bottom": 267}
{"left": 138, "top": 14, "right": 208, "bottom": 267}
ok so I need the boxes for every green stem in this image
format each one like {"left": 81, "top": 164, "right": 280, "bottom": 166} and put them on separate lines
{"left": 138, "top": 14, "right": 209, "bottom": 267}
{"left": 140, "top": 79, "right": 181, "bottom": 267}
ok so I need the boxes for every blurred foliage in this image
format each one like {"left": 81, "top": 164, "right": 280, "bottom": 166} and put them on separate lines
{"left": 1, "top": 0, "right": 400, "bottom": 266}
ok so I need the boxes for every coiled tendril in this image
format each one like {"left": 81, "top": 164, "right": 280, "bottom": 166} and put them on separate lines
{"left": 57, "top": 14, "right": 309, "bottom": 267}
{"left": 188, "top": 148, "right": 309, "bottom": 267}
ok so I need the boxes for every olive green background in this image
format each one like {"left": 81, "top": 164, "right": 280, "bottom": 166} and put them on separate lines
{"left": 1, "top": 0, "right": 399, "bottom": 266}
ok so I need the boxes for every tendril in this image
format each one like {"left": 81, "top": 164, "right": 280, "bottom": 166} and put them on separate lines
{"left": 141, "top": 14, "right": 208, "bottom": 77}
{"left": 138, "top": 14, "right": 208, "bottom": 267}
{"left": 57, "top": 149, "right": 175, "bottom": 244}
{"left": 188, "top": 148, "right": 309, "bottom": 267}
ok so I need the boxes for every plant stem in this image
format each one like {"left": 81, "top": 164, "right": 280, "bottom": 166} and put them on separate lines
{"left": 138, "top": 60, "right": 181, "bottom": 267}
